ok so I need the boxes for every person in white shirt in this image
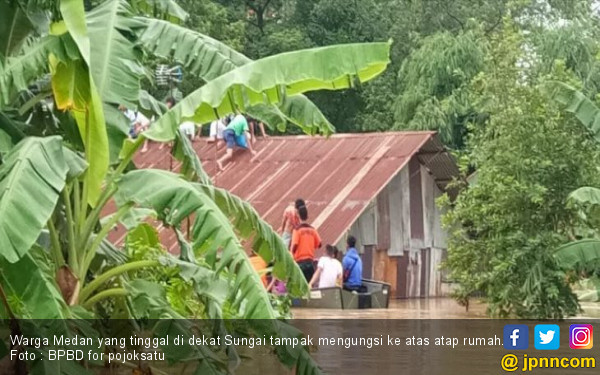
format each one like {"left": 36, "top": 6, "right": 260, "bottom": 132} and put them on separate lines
{"left": 179, "top": 121, "right": 196, "bottom": 141}
{"left": 165, "top": 97, "right": 198, "bottom": 142}
{"left": 208, "top": 118, "right": 226, "bottom": 149}
{"left": 119, "top": 104, "right": 151, "bottom": 152}
{"left": 308, "top": 245, "right": 343, "bottom": 289}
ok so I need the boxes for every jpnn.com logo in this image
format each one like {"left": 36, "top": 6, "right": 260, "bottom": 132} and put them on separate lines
{"left": 504, "top": 325, "right": 529, "bottom": 350}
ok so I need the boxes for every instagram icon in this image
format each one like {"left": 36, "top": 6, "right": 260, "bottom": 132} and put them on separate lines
{"left": 569, "top": 325, "right": 593, "bottom": 349}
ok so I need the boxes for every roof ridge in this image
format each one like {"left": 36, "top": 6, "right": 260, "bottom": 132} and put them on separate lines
{"left": 262, "top": 130, "right": 437, "bottom": 140}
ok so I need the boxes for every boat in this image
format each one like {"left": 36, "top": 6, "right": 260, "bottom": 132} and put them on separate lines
{"left": 292, "top": 279, "right": 391, "bottom": 309}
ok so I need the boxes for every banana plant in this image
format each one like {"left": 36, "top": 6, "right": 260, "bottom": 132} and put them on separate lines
{"left": 0, "top": 0, "right": 391, "bottom": 373}
{"left": 546, "top": 81, "right": 600, "bottom": 297}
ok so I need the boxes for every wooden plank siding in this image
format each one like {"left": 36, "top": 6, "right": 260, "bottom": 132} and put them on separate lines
{"left": 362, "top": 245, "right": 375, "bottom": 279}
{"left": 396, "top": 252, "right": 409, "bottom": 299}
{"left": 376, "top": 186, "right": 391, "bottom": 251}
{"left": 409, "top": 158, "right": 424, "bottom": 243}
{"left": 335, "top": 155, "right": 451, "bottom": 299}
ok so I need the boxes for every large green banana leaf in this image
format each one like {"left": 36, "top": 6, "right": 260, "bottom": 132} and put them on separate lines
{"left": 60, "top": 0, "right": 91, "bottom": 64}
{"left": 544, "top": 81, "right": 600, "bottom": 142}
{"left": 50, "top": 54, "right": 108, "bottom": 206}
{"left": 137, "top": 19, "right": 248, "bottom": 80}
{"left": 172, "top": 129, "right": 212, "bottom": 185}
{"left": 115, "top": 169, "right": 279, "bottom": 319}
{"left": 0, "top": 35, "right": 60, "bottom": 107}
{"left": 56, "top": 0, "right": 108, "bottom": 206}
{"left": 132, "top": 0, "right": 188, "bottom": 22}
{"left": 126, "top": 279, "right": 227, "bottom": 371}
{"left": 0, "top": 136, "right": 69, "bottom": 263}
{"left": 555, "top": 239, "right": 600, "bottom": 270}
{"left": 137, "top": 19, "right": 347, "bottom": 135}
{"left": 0, "top": 128, "right": 11, "bottom": 154}
{"left": 0, "top": 0, "right": 35, "bottom": 59}
{"left": 145, "top": 42, "right": 391, "bottom": 141}
{"left": 0, "top": 246, "right": 68, "bottom": 319}
{"left": 85, "top": 0, "right": 148, "bottom": 163}
{"left": 569, "top": 186, "right": 600, "bottom": 206}
{"left": 87, "top": 0, "right": 145, "bottom": 107}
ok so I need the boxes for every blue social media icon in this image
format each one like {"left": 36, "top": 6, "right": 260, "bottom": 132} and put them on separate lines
{"left": 534, "top": 324, "right": 560, "bottom": 350}
{"left": 504, "top": 325, "right": 529, "bottom": 349}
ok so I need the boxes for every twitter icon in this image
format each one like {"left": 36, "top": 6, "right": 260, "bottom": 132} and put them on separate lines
{"left": 535, "top": 325, "right": 560, "bottom": 350}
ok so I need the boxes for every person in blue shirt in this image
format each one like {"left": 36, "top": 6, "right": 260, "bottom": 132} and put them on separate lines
{"left": 342, "top": 235, "right": 363, "bottom": 291}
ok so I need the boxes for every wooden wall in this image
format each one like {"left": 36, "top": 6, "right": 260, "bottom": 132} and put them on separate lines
{"left": 341, "top": 156, "right": 450, "bottom": 298}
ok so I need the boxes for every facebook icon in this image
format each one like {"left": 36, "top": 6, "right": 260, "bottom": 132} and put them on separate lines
{"left": 504, "top": 325, "right": 529, "bottom": 349}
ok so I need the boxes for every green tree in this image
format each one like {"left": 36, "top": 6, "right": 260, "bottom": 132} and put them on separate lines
{"left": 393, "top": 29, "right": 486, "bottom": 149}
{"left": 442, "top": 24, "right": 600, "bottom": 318}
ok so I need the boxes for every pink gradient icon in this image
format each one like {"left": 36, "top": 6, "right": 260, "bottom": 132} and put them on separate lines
{"left": 569, "top": 325, "right": 593, "bottom": 349}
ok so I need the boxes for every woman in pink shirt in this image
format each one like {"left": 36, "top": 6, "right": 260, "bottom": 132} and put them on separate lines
{"left": 279, "top": 198, "right": 304, "bottom": 250}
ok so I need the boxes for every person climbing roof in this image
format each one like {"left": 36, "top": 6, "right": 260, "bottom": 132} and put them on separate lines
{"left": 216, "top": 112, "right": 256, "bottom": 171}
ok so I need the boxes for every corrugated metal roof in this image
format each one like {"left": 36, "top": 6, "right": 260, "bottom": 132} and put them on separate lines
{"left": 107, "top": 131, "right": 459, "bottom": 253}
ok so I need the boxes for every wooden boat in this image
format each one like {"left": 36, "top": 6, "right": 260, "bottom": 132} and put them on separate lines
{"left": 292, "top": 279, "right": 391, "bottom": 309}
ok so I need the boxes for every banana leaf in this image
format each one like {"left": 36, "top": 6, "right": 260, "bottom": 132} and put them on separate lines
{"left": 138, "top": 19, "right": 389, "bottom": 135}
{"left": 555, "top": 239, "right": 600, "bottom": 270}
{"left": 115, "top": 169, "right": 280, "bottom": 318}
{"left": 54, "top": 0, "right": 109, "bottom": 206}
{"left": 569, "top": 186, "right": 600, "bottom": 206}
{"left": 86, "top": 0, "right": 145, "bottom": 107}
{"left": 0, "top": 0, "right": 35, "bottom": 58}
{"left": 145, "top": 42, "right": 391, "bottom": 141}
{"left": 544, "top": 80, "right": 600, "bottom": 142}
{"left": 0, "top": 246, "right": 68, "bottom": 319}
{"left": 0, "top": 36, "right": 61, "bottom": 107}
{"left": 0, "top": 136, "right": 69, "bottom": 263}
{"left": 172, "top": 129, "right": 212, "bottom": 185}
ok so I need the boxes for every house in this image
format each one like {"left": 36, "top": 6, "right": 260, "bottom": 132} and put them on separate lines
{"left": 125, "top": 131, "right": 460, "bottom": 298}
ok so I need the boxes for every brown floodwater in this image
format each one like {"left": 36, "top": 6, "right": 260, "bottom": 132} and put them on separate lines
{"left": 64, "top": 298, "right": 600, "bottom": 375}
{"left": 292, "top": 297, "right": 487, "bottom": 319}
{"left": 292, "top": 297, "right": 600, "bottom": 319}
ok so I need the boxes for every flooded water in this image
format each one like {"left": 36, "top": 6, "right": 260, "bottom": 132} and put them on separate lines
{"left": 284, "top": 298, "right": 600, "bottom": 375}
{"left": 292, "top": 297, "right": 600, "bottom": 319}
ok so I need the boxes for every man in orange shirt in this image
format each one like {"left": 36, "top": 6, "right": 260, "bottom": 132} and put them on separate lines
{"left": 291, "top": 204, "right": 322, "bottom": 281}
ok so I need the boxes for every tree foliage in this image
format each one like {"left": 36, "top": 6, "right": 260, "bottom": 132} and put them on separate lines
{"left": 393, "top": 29, "right": 485, "bottom": 148}
{"left": 442, "top": 25, "right": 600, "bottom": 318}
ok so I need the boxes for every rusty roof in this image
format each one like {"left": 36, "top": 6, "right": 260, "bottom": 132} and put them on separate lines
{"left": 107, "top": 131, "right": 459, "bottom": 252}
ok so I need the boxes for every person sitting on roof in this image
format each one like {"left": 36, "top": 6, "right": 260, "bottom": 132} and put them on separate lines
{"left": 119, "top": 104, "right": 150, "bottom": 152}
{"left": 167, "top": 97, "right": 197, "bottom": 142}
{"left": 308, "top": 245, "right": 343, "bottom": 289}
{"left": 291, "top": 204, "right": 322, "bottom": 282}
{"left": 208, "top": 117, "right": 227, "bottom": 149}
{"left": 342, "top": 235, "right": 365, "bottom": 292}
{"left": 279, "top": 199, "right": 303, "bottom": 250}
{"left": 216, "top": 111, "right": 256, "bottom": 171}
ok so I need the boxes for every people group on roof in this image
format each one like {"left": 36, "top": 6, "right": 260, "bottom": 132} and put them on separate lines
{"left": 119, "top": 101, "right": 365, "bottom": 294}
{"left": 118, "top": 100, "right": 268, "bottom": 168}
